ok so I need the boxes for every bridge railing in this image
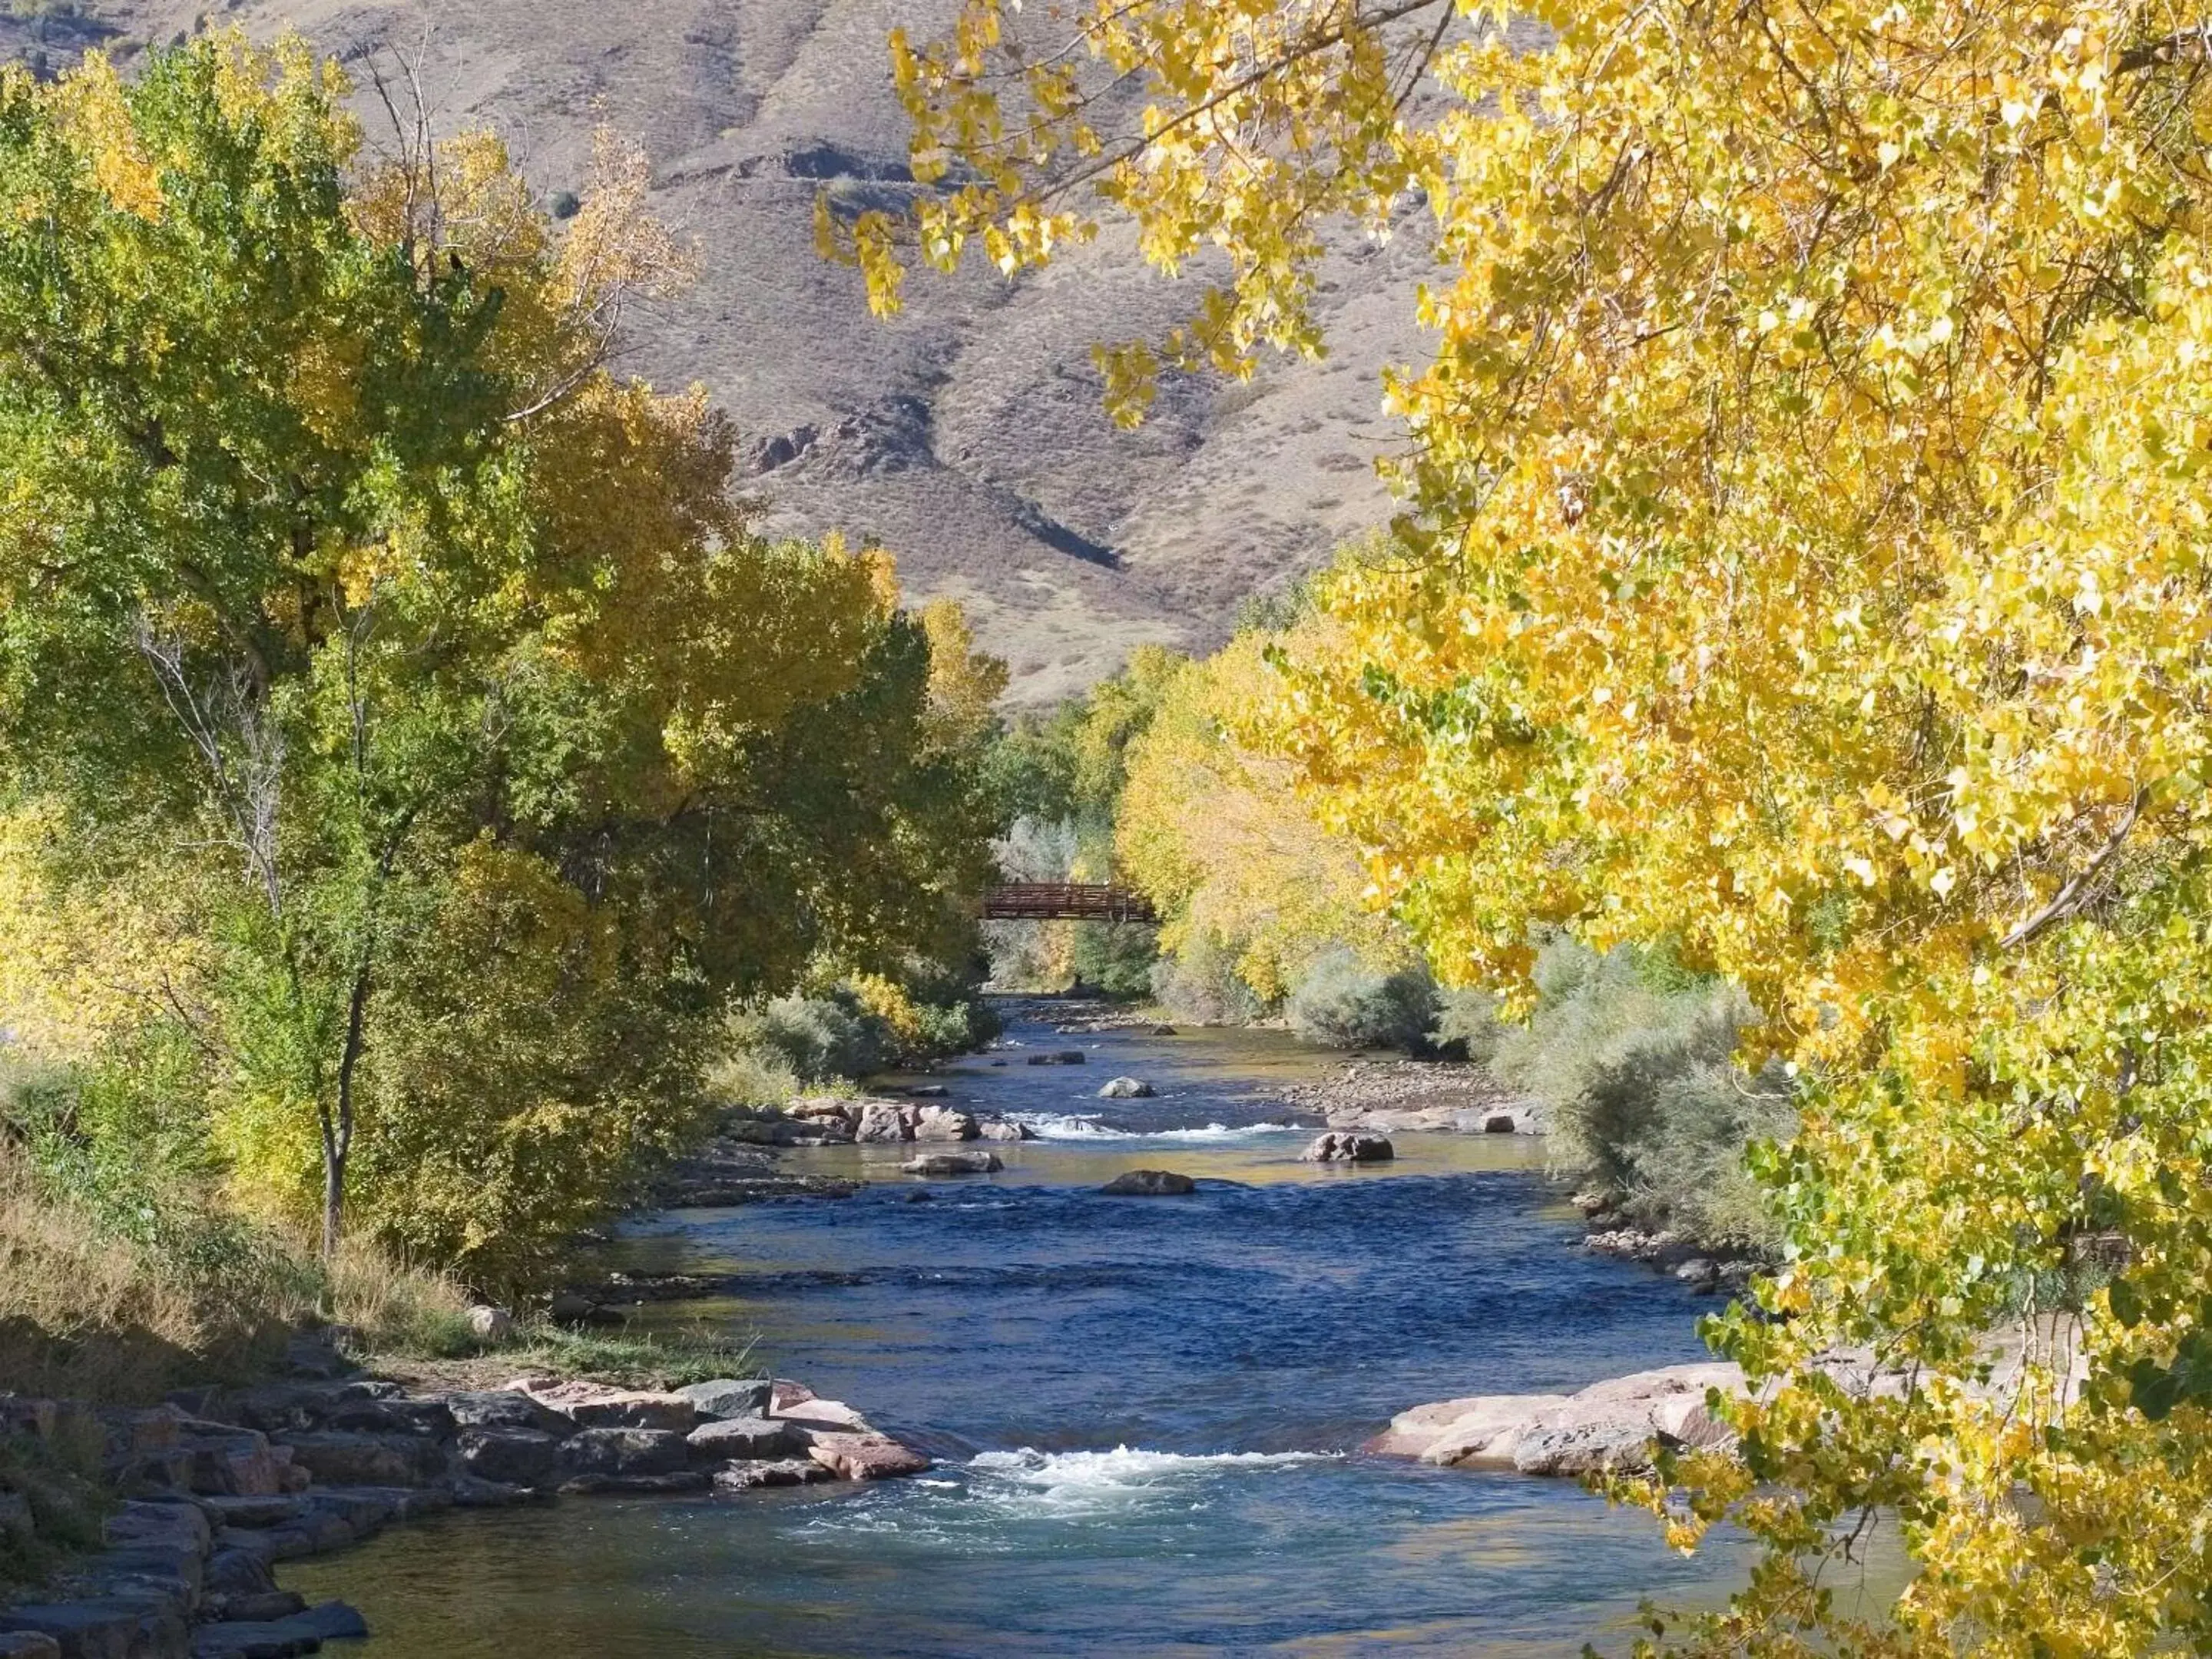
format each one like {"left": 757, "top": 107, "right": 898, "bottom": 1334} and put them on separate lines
{"left": 980, "top": 882, "right": 1158, "bottom": 923}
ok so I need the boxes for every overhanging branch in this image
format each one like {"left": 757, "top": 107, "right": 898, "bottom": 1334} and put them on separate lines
{"left": 2119, "top": 23, "right": 2212, "bottom": 73}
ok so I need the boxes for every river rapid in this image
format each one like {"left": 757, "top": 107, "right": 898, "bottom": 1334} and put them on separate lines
{"left": 290, "top": 1005, "right": 1748, "bottom": 1655}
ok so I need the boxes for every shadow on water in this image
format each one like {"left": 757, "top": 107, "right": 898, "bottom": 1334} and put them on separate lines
{"left": 290, "top": 1005, "right": 1757, "bottom": 1656}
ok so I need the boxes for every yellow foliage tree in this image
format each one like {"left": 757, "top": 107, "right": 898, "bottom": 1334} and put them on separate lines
{"left": 860, "top": 2, "right": 2212, "bottom": 1651}
{"left": 1118, "top": 630, "right": 1402, "bottom": 1003}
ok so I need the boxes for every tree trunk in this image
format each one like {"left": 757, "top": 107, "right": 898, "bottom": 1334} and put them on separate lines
{"left": 320, "top": 962, "right": 374, "bottom": 1263}
{"left": 320, "top": 1137, "right": 346, "bottom": 1263}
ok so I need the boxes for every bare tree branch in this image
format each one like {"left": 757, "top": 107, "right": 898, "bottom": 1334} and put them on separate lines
{"left": 2000, "top": 790, "right": 2147, "bottom": 950}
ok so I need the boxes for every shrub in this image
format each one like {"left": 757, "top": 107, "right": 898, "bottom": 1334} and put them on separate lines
{"left": 706, "top": 1044, "right": 803, "bottom": 1112}
{"left": 1428, "top": 986, "right": 1505, "bottom": 1063}
{"left": 1150, "top": 934, "right": 1268, "bottom": 1025}
{"left": 1492, "top": 937, "right": 1796, "bottom": 1252}
{"left": 1285, "top": 947, "right": 1439, "bottom": 1050}
{"left": 906, "top": 994, "right": 1002, "bottom": 1056}
{"left": 1071, "top": 920, "right": 1158, "bottom": 998}
{"left": 739, "top": 992, "right": 895, "bottom": 1084}
{"left": 0, "top": 1054, "right": 481, "bottom": 1399}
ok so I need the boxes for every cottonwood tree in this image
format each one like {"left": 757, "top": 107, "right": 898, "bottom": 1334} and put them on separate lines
{"left": 848, "top": 2, "right": 2212, "bottom": 1651}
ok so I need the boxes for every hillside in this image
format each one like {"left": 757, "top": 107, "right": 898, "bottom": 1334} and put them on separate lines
{"left": 2, "top": 0, "right": 1441, "bottom": 702}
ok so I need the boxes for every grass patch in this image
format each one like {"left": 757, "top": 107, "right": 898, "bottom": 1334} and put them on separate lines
{"left": 357, "top": 1318, "right": 763, "bottom": 1396}
{"left": 500, "top": 1322, "right": 760, "bottom": 1389}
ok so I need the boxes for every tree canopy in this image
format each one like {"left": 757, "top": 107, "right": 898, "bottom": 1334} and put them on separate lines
{"left": 860, "top": 1, "right": 2212, "bottom": 1651}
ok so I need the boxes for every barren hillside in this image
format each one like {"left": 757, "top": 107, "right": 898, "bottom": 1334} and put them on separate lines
{"left": 3, "top": 1, "right": 1446, "bottom": 702}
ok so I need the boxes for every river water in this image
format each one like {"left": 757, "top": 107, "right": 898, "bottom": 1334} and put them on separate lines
{"left": 291, "top": 1006, "right": 1747, "bottom": 1655}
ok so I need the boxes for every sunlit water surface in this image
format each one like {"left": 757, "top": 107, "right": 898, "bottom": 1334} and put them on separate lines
{"left": 291, "top": 1008, "right": 1756, "bottom": 1655}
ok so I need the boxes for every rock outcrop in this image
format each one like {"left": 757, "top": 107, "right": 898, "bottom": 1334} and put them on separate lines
{"left": 910, "top": 1106, "right": 980, "bottom": 1141}
{"left": 1098, "top": 1077, "right": 1156, "bottom": 1098}
{"left": 803, "top": 1434, "right": 932, "bottom": 1482}
{"left": 676, "top": 1379, "right": 773, "bottom": 1421}
{"left": 1375, "top": 1324, "right": 2092, "bottom": 1480}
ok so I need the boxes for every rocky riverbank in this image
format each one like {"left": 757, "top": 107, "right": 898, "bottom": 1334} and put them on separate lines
{"left": 1275, "top": 1057, "right": 1539, "bottom": 1136}
{"left": 0, "top": 1343, "right": 929, "bottom": 1657}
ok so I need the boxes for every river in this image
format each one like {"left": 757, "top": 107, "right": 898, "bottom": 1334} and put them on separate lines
{"left": 290, "top": 1005, "right": 1749, "bottom": 1655}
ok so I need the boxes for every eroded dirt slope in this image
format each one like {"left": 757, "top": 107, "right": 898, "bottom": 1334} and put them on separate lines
{"left": 5, "top": 1, "right": 1453, "bottom": 701}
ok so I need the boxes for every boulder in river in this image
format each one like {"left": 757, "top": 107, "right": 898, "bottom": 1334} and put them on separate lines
{"left": 518, "top": 1382, "right": 697, "bottom": 1432}
{"left": 713, "top": 1458, "right": 836, "bottom": 1492}
{"left": 1025, "top": 1050, "right": 1088, "bottom": 1065}
{"left": 787, "top": 1096, "right": 864, "bottom": 1125}
{"left": 1101, "top": 1169, "right": 1195, "bottom": 1197}
{"left": 1369, "top": 1362, "right": 1747, "bottom": 1476}
{"left": 1098, "top": 1077, "right": 1155, "bottom": 1098}
{"left": 854, "top": 1101, "right": 909, "bottom": 1143}
{"left": 910, "top": 1105, "right": 979, "bottom": 1141}
{"left": 455, "top": 1427, "right": 561, "bottom": 1487}
{"left": 558, "top": 1427, "right": 690, "bottom": 1479}
{"left": 445, "top": 1389, "right": 574, "bottom": 1437}
{"left": 803, "top": 1432, "right": 932, "bottom": 1481}
{"left": 902, "top": 1151, "right": 1003, "bottom": 1176}
{"left": 1301, "top": 1131, "right": 1395, "bottom": 1164}
{"left": 975, "top": 1117, "right": 1035, "bottom": 1141}
{"left": 1150, "top": 1024, "right": 1178, "bottom": 1036}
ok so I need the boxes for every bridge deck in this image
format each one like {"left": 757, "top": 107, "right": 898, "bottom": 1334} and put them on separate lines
{"left": 981, "top": 882, "right": 1157, "bottom": 923}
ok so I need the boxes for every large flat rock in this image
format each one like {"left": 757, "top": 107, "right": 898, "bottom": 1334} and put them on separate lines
{"left": 1369, "top": 1363, "right": 1747, "bottom": 1476}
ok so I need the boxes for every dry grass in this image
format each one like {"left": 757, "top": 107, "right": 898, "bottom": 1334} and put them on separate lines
{"left": 0, "top": 1144, "right": 483, "bottom": 1403}
{"left": 318, "top": 1236, "right": 475, "bottom": 1356}
{"left": 0, "top": 1147, "right": 263, "bottom": 1402}
{"left": 365, "top": 1322, "right": 761, "bottom": 1396}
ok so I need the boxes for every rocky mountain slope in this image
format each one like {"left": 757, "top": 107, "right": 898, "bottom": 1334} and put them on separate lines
{"left": 4, "top": 0, "right": 1445, "bottom": 702}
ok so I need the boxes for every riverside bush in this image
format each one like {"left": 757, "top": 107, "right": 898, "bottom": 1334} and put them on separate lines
{"left": 727, "top": 973, "right": 999, "bottom": 1091}
{"left": 1285, "top": 948, "right": 1439, "bottom": 1051}
{"left": 740, "top": 993, "right": 895, "bottom": 1085}
{"left": 1493, "top": 939, "right": 1794, "bottom": 1251}
{"left": 1427, "top": 988, "right": 1505, "bottom": 1065}
{"left": 1149, "top": 935, "right": 1267, "bottom": 1027}
{"left": 1071, "top": 921, "right": 1158, "bottom": 999}
{"left": 0, "top": 1137, "right": 478, "bottom": 1400}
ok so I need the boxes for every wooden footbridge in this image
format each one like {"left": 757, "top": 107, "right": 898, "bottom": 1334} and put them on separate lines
{"left": 979, "top": 882, "right": 1157, "bottom": 923}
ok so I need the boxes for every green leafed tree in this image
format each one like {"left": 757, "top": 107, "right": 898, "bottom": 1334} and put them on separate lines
{"left": 0, "top": 38, "right": 999, "bottom": 1286}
